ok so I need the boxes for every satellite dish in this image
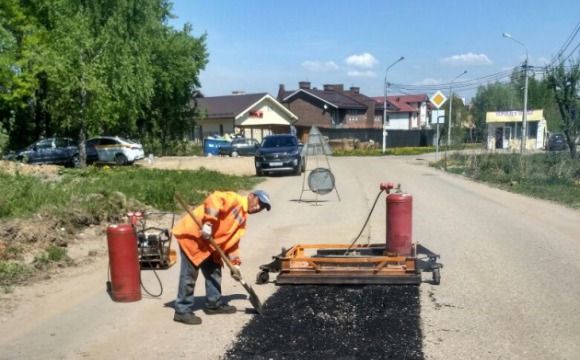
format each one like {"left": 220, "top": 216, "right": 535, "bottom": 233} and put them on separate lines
{"left": 307, "top": 168, "right": 335, "bottom": 195}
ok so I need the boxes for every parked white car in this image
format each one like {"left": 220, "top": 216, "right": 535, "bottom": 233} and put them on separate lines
{"left": 86, "top": 136, "right": 145, "bottom": 165}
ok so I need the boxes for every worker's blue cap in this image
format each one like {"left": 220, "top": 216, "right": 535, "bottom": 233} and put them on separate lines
{"left": 252, "top": 190, "right": 271, "bottom": 211}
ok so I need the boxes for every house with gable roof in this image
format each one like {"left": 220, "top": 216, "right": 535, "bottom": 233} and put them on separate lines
{"left": 193, "top": 92, "right": 298, "bottom": 142}
{"left": 277, "top": 81, "right": 433, "bottom": 138}
{"left": 372, "top": 94, "right": 432, "bottom": 130}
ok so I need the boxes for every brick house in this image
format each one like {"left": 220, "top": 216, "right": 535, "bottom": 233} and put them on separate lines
{"left": 277, "top": 82, "right": 432, "bottom": 137}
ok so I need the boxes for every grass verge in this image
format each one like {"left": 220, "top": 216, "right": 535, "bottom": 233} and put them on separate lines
{"left": 432, "top": 151, "right": 580, "bottom": 208}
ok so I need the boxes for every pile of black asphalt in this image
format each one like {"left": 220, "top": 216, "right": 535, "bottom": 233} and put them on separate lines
{"left": 222, "top": 285, "right": 423, "bottom": 360}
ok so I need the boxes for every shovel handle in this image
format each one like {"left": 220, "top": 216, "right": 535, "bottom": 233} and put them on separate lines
{"left": 174, "top": 192, "right": 238, "bottom": 274}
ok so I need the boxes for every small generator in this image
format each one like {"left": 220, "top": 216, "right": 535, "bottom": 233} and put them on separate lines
{"left": 128, "top": 211, "right": 177, "bottom": 269}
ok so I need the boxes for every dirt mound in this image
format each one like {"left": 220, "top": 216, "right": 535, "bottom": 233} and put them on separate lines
{"left": 0, "top": 160, "right": 62, "bottom": 177}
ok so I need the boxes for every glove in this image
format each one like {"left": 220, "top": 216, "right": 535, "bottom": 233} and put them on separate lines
{"left": 201, "top": 223, "right": 212, "bottom": 239}
{"left": 231, "top": 265, "right": 242, "bottom": 281}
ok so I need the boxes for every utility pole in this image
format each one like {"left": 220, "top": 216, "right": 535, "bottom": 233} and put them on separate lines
{"left": 503, "top": 33, "right": 529, "bottom": 154}
{"left": 383, "top": 56, "right": 405, "bottom": 155}
{"left": 447, "top": 70, "right": 467, "bottom": 147}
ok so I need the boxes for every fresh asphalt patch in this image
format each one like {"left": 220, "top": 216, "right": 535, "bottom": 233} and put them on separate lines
{"left": 222, "top": 285, "right": 423, "bottom": 360}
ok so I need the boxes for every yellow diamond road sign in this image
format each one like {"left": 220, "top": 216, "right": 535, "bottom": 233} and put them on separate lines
{"left": 430, "top": 91, "right": 447, "bottom": 109}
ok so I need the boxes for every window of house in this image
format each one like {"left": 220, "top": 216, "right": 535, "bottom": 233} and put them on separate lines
{"left": 347, "top": 109, "right": 358, "bottom": 122}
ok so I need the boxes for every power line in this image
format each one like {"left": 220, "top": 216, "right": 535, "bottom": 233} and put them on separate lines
{"left": 549, "top": 19, "right": 580, "bottom": 66}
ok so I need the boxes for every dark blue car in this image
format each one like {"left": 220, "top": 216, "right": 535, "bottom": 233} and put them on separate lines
{"left": 3, "top": 137, "right": 97, "bottom": 167}
{"left": 254, "top": 134, "right": 305, "bottom": 176}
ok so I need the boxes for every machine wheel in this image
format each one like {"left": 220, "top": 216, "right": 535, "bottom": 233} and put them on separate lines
{"left": 293, "top": 162, "right": 301, "bottom": 176}
{"left": 115, "top": 153, "right": 128, "bottom": 165}
{"left": 71, "top": 154, "right": 81, "bottom": 168}
{"left": 256, "top": 270, "right": 269, "bottom": 285}
{"left": 432, "top": 267, "right": 441, "bottom": 285}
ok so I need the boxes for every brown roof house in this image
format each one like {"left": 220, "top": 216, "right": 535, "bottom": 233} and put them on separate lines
{"left": 194, "top": 92, "right": 298, "bottom": 141}
{"left": 277, "top": 82, "right": 380, "bottom": 132}
{"left": 370, "top": 94, "right": 432, "bottom": 130}
{"left": 277, "top": 82, "right": 432, "bottom": 136}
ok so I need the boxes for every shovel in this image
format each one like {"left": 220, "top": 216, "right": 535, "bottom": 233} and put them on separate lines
{"left": 174, "top": 192, "right": 263, "bottom": 314}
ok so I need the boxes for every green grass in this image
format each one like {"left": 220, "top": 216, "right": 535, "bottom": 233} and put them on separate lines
{"left": 33, "top": 245, "right": 72, "bottom": 270}
{"left": 0, "top": 165, "right": 263, "bottom": 220}
{"left": 433, "top": 151, "right": 580, "bottom": 208}
{"left": 0, "top": 164, "right": 263, "bottom": 287}
{"left": 0, "top": 261, "right": 34, "bottom": 287}
{"left": 333, "top": 146, "right": 438, "bottom": 156}
{"left": 331, "top": 143, "right": 484, "bottom": 157}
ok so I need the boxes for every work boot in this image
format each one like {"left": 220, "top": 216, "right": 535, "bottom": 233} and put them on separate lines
{"left": 173, "top": 312, "right": 202, "bottom": 325}
{"left": 204, "top": 303, "right": 237, "bottom": 315}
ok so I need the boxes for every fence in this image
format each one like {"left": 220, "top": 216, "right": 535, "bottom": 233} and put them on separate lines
{"left": 316, "top": 128, "right": 435, "bottom": 148}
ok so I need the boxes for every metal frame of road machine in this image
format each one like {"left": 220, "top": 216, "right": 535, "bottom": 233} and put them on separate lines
{"left": 256, "top": 242, "right": 442, "bottom": 285}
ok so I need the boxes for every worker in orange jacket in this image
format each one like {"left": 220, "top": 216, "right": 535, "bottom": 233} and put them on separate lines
{"left": 172, "top": 190, "right": 271, "bottom": 325}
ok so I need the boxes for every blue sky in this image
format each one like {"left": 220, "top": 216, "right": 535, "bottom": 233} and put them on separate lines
{"left": 168, "top": 1, "right": 580, "bottom": 101}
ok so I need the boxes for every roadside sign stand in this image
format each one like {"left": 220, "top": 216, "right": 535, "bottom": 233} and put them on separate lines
{"left": 430, "top": 91, "right": 448, "bottom": 161}
{"left": 298, "top": 126, "right": 340, "bottom": 205}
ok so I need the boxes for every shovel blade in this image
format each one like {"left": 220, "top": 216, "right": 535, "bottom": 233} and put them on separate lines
{"left": 241, "top": 280, "right": 263, "bottom": 314}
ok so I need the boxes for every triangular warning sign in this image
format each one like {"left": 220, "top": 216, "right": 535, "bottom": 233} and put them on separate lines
{"left": 301, "top": 126, "right": 333, "bottom": 156}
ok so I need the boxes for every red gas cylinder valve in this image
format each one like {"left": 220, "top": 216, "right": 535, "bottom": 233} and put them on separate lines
{"left": 380, "top": 182, "right": 395, "bottom": 193}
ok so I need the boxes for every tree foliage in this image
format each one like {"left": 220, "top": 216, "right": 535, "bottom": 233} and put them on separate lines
{"left": 545, "top": 59, "right": 580, "bottom": 159}
{"left": 0, "top": 0, "right": 207, "bottom": 164}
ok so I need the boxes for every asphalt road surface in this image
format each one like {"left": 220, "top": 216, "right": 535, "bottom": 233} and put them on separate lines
{"left": 0, "top": 154, "right": 579, "bottom": 359}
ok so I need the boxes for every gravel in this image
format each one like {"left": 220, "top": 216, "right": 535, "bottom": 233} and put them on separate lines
{"left": 222, "top": 285, "right": 423, "bottom": 360}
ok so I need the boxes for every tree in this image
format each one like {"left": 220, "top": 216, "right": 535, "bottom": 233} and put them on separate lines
{"left": 445, "top": 94, "right": 469, "bottom": 145}
{"left": 545, "top": 59, "right": 580, "bottom": 159}
{"left": 140, "top": 23, "right": 208, "bottom": 155}
{"left": 470, "top": 81, "right": 517, "bottom": 143}
{"left": 43, "top": 0, "right": 172, "bottom": 166}
{"left": 0, "top": 0, "right": 52, "bottom": 147}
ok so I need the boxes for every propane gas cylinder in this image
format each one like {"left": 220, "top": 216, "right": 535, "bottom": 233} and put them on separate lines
{"left": 386, "top": 191, "right": 413, "bottom": 255}
{"left": 107, "top": 224, "right": 141, "bottom": 302}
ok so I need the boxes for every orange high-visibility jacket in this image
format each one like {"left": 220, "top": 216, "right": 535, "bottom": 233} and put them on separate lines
{"left": 172, "top": 191, "right": 248, "bottom": 267}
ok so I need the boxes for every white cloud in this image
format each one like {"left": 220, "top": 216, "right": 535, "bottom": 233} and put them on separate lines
{"left": 300, "top": 61, "right": 339, "bottom": 72}
{"left": 536, "top": 56, "right": 550, "bottom": 65}
{"left": 345, "top": 53, "right": 378, "bottom": 68}
{"left": 441, "top": 52, "right": 492, "bottom": 66}
{"left": 347, "top": 70, "right": 376, "bottom": 78}
{"left": 415, "top": 78, "right": 441, "bottom": 86}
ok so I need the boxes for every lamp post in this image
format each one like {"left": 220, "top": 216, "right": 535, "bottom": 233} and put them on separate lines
{"left": 383, "top": 56, "right": 405, "bottom": 154}
{"left": 447, "top": 70, "right": 467, "bottom": 147}
{"left": 503, "top": 32, "right": 529, "bottom": 154}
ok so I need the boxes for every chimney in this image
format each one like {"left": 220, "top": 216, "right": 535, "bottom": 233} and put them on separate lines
{"left": 232, "top": 91, "right": 245, "bottom": 96}
{"left": 323, "top": 84, "right": 335, "bottom": 91}
{"left": 349, "top": 87, "right": 360, "bottom": 95}
{"left": 299, "top": 81, "right": 311, "bottom": 89}
{"left": 277, "top": 84, "right": 285, "bottom": 100}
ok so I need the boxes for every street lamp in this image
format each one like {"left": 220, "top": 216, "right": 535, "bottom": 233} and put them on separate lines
{"left": 447, "top": 70, "right": 467, "bottom": 147}
{"left": 503, "top": 32, "right": 529, "bottom": 154}
{"left": 383, "top": 56, "right": 405, "bottom": 154}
